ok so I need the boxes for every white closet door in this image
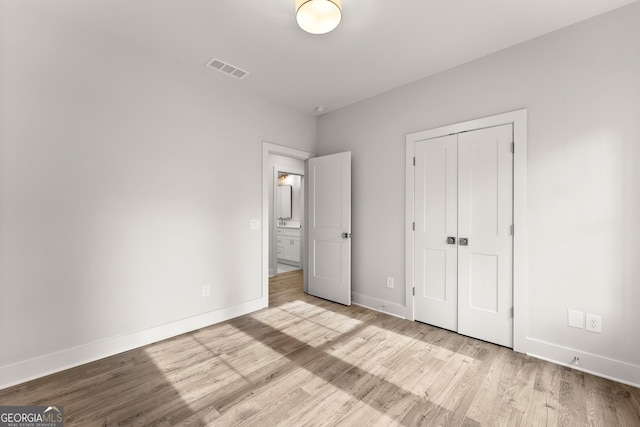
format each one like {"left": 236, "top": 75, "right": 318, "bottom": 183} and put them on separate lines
{"left": 458, "top": 124, "right": 514, "bottom": 347}
{"left": 412, "top": 124, "right": 514, "bottom": 348}
{"left": 414, "top": 134, "right": 458, "bottom": 331}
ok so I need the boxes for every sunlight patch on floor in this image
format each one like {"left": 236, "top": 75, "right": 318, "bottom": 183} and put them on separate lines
{"left": 252, "top": 299, "right": 364, "bottom": 345}
{"left": 141, "top": 324, "right": 285, "bottom": 407}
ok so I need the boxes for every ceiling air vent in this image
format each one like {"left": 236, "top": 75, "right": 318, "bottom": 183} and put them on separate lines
{"left": 205, "top": 58, "right": 249, "bottom": 80}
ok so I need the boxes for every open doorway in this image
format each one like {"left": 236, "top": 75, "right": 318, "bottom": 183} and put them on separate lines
{"left": 274, "top": 171, "right": 304, "bottom": 275}
{"left": 263, "top": 143, "right": 353, "bottom": 308}
{"left": 262, "top": 143, "right": 313, "bottom": 299}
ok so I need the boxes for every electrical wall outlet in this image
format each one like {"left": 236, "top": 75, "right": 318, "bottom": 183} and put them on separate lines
{"left": 586, "top": 313, "right": 602, "bottom": 333}
{"left": 386, "top": 277, "right": 394, "bottom": 289}
{"left": 250, "top": 219, "right": 260, "bottom": 230}
{"left": 567, "top": 310, "right": 584, "bottom": 328}
{"left": 202, "top": 285, "right": 211, "bottom": 298}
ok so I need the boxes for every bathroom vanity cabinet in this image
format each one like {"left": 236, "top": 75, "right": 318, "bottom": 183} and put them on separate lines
{"left": 277, "top": 227, "right": 301, "bottom": 266}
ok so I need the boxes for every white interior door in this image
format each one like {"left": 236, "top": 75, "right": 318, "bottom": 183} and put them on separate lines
{"left": 413, "top": 125, "right": 513, "bottom": 348}
{"left": 458, "top": 125, "right": 513, "bottom": 347}
{"left": 414, "top": 134, "right": 458, "bottom": 331}
{"left": 307, "top": 151, "right": 351, "bottom": 305}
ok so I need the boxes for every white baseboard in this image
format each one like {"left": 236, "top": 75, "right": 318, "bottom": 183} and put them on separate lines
{"left": 526, "top": 337, "right": 640, "bottom": 388}
{"left": 351, "top": 292, "right": 406, "bottom": 319}
{"left": 0, "top": 298, "right": 267, "bottom": 390}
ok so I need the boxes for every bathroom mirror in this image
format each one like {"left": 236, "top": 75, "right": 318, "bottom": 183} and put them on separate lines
{"left": 277, "top": 185, "right": 292, "bottom": 219}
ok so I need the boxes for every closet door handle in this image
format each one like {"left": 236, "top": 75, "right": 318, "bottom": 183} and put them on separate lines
{"left": 447, "top": 236, "right": 456, "bottom": 245}
{"left": 459, "top": 238, "right": 469, "bottom": 246}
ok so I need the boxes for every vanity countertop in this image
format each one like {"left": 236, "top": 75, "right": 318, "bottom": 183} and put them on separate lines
{"left": 277, "top": 221, "right": 301, "bottom": 229}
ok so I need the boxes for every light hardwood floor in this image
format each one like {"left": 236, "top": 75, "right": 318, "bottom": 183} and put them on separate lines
{"left": 1, "top": 270, "right": 639, "bottom": 426}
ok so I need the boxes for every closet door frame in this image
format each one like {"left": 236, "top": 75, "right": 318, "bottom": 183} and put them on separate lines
{"left": 405, "top": 109, "right": 528, "bottom": 353}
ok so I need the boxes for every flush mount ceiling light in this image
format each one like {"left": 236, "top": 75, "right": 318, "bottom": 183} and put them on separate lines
{"left": 295, "top": 0, "right": 342, "bottom": 35}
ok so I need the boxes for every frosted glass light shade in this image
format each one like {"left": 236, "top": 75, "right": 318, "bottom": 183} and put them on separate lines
{"left": 295, "top": 0, "right": 342, "bottom": 34}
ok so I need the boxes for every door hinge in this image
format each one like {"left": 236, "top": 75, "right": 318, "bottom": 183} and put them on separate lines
{"left": 511, "top": 142, "right": 515, "bottom": 153}
{"left": 412, "top": 287, "right": 415, "bottom": 296}
{"left": 511, "top": 224, "right": 514, "bottom": 235}
{"left": 412, "top": 222, "right": 415, "bottom": 231}
{"left": 511, "top": 307, "right": 514, "bottom": 318}
{"left": 413, "top": 156, "right": 416, "bottom": 166}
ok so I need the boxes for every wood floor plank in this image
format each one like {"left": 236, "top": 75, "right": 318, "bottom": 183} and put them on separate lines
{"left": 611, "top": 381, "right": 640, "bottom": 427}
{"left": 424, "top": 345, "right": 498, "bottom": 426}
{"left": 358, "top": 356, "right": 449, "bottom": 425}
{"left": 466, "top": 348, "right": 516, "bottom": 425}
{"left": 171, "top": 405, "right": 220, "bottom": 427}
{"left": 522, "top": 390, "right": 560, "bottom": 427}
{"left": 558, "top": 366, "right": 589, "bottom": 426}
{"left": 333, "top": 343, "right": 443, "bottom": 426}
{"left": 491, "top": 351, "right": 538, "bottom": 426}
{"left": 241, "top": 387, "right": 311, "bottom": 427}
{"left": 1, "top": 269, "right": 638, "bottom": 426}
{"left": 583, "top": 373, "right": 618, "bottom": 427}
{"left": 522, "top": 359, "right": 561, "bottom": 427}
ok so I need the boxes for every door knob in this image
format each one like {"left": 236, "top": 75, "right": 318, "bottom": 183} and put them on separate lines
{"left": 459, "top": 238, "right": 469, "bottom": 246}
{"left": 447, "top": 236, "right": 456, "bottom": 244}
{"left": 341, "top": 232, "right": 352, "bottom": 239}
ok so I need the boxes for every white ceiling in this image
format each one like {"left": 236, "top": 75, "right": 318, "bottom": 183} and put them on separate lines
{"left": 30, "top": 0, "right": 639, "bottom": 114}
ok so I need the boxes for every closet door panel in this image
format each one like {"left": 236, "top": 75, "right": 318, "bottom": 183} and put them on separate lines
{"left": 414, "top": 134, "right": 458, "bottom": 331}
{"left": 458, "top": 124, "right": 514, "bottom": 348}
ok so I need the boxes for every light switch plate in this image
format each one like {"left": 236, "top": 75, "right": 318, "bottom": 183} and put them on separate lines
{"left": 568, "top": 310, "right": 584, "bottom": 328}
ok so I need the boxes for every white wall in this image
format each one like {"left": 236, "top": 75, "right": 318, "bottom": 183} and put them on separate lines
{"left": 317, "top": 3, "right": 640, "bottom": 384}
{"left": 0, "top": 2, "right": 315, "bottom": 387}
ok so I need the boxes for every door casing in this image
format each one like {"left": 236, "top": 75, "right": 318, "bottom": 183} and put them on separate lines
{"left": 406, "top": 109, "right": 528, "bottom": 353}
